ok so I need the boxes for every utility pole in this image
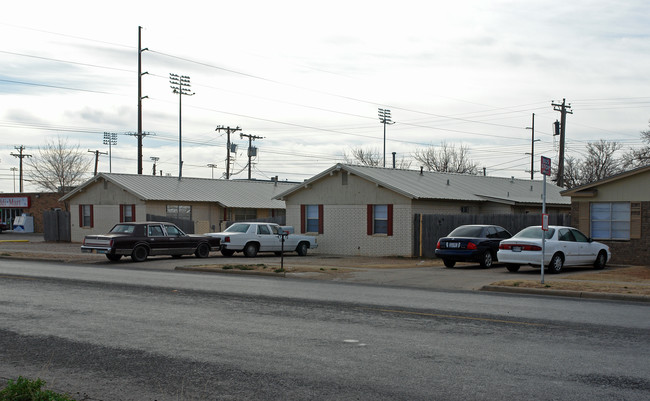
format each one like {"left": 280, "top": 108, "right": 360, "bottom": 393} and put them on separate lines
{"left": 170, "top": 73, "right": 194, "bottom": 180}
{"left": 10, "top": 145, "right": 31, "bottom": 193}
{"left": 137, "top": 26, "right": 149, "bottom": 175}
{"left": 207, "top": 163, "right": 218, "bottom": 179}
{"left": 150, "top": 157, "right": 159, "bottom": 176}
{"left": 525, "top": 113, "right": 540, "bottom": 180}
{"left": 103, "top": 132, "right": 118, "bottom": 173}
{"left": 551, "top": 98, "right": 572, "bottom": 187}
{"left": 215, "top": 125, "right": 241, "bottom": 179}
{"left": 10, "top": 167, "right": 17, "bottom": 193}
{"left": 378, "top": 108, "right": 394, "bottom": 168}
{"left": 88, "top": 149, "right": 107, "bottom": 176}
{"left": 240, "top": 133, "right": 264, "bottom": 180}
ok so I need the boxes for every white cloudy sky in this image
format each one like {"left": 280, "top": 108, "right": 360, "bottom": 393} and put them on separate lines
{"left": 1, "top": 0, "right": 649, "bottom": 193}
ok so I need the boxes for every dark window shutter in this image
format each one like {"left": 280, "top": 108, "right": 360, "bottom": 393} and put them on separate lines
{"left": 119, "top": 205, "right": 124, "bottom": 222}
{"left": 300, "top": 205, "right": 306, "bottom": 233}
{"left": 79, "top": 205, "right": 83, "bottom": 227}
{"left": 367, "top": 204, "right": 373, "bottom": 235}
{"left": 387, "top": 204, "right": 393, "bottom": 236}
{"left": 318, "top": 204, "right": 324, "bottom": 234}
{"left": 132, "top": 205, "right": 136, "bottom": 222}
{"left": 90, "top": 205, "right": 94, "bottom": 228}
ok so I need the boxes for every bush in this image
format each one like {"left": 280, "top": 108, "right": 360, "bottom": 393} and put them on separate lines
{"left": 0, "top": 376, "right": 75, "bottom": 401}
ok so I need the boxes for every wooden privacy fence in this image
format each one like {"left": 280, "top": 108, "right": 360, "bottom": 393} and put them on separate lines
{"left": 413, "top": 213, "right": 571, "bottom": 258}
{"left": 43, "top": 209, "right": 71, "bottom": 242}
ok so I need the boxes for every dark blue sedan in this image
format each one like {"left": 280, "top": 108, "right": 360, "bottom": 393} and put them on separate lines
{"left": 435, "top": 225, "right": 512, "bottom": 268}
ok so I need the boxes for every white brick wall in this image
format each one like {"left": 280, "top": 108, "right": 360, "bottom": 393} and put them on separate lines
{"left": 287, "top": 204, "right": 413, "bottom": 257}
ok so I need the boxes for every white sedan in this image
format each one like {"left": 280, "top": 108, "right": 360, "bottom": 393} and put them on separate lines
{"left": 497, "top": 225, "right": 611, "bottom": 274}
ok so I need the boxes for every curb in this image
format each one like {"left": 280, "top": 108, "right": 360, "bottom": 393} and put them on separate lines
{"left": 175, "top": 266, "right": 287, "bottom": 277}
{"left": 481, "top": 285, "right": 650, "bottom": 303}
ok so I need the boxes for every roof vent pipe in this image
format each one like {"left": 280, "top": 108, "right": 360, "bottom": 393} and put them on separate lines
{"left": 447, "top": 179, "right": 450, "bottom": 185}
{"left": 511, "top": 176, "right": 515, "bottom": 183}
{"left": 420, "top": 166, "right": 423, "bottom": 175}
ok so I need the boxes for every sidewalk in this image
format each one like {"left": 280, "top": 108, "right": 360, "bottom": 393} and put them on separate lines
{"left": 1, "top": 232, "right": 648, "bottom": 302}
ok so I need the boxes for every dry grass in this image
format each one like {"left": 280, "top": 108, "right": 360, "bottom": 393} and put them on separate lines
{"left": 491, "top": 266, "right": 650, "bottom": 296}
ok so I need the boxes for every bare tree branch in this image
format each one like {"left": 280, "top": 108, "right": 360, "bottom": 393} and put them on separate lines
{"left": 413, "top": 142, "right": 478, "bottom": 174}
{"left": 26, "top": 136, "right": 92, "bottom": 193}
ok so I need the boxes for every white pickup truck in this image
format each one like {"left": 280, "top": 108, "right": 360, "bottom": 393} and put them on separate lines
{"left": 205, "top": 222, "right": 318, "bottom": 257}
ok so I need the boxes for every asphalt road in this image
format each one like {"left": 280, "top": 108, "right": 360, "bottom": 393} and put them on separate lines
{"left": 1, "top": 259, "right": 649, "bottom": 400}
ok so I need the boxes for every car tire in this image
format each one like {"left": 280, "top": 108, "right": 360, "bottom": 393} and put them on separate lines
{"left": 443, "top": 259, "right": 456, "bottom": 268}
{"left": 296, "top": 242, "right": 308, "bottom": 256}
{"left": 131, "top": 245, "right": 149, "bottom": 262}
{"left": 480, "top": 251, "right": 493, "bottom": 268}
{"left": 220, "top": 249, "right": 235, "bottom": 257}
{"left": 106, "top": 254, "right": 122, "bottom": 262}
{"left": 593, "top": 251, "right": 607, "bottom": 270}
{"left": 548, "top": 253, "right": 564, "bottom": 274}
{"left": 195, "top": 243, "right": 210, "bottom": 258}
{"left": 243, "top": 243, "right": 258, "bottom": 258}
{"left": 506, "top": 264, "right": 520, "bottom": 272}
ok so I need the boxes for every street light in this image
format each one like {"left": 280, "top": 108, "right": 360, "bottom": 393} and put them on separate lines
{"left": 525, "top": 113, "right": 541, "bottom": 180}
{"left": 103, "top": 132, "right": 118, "bottom": 173}
{"left": 10, "top": 167, "right": 17, "bottom": 192}
{"left": 207, "top": 163, "right": 218, "bottom": 179}
{"left": 378, "top": 108, "right": 394, "bottom": 168}
{"left": 170, "top": 73, "right": 195, "bottom": 179}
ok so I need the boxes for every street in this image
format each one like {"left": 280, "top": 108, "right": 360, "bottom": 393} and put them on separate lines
{"left": 1, "top": 259, "right": 649, "bottom": 400}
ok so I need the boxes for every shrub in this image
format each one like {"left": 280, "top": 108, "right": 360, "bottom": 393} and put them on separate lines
{"left": 0, "top": 376, "right": 75, "bottom": 401}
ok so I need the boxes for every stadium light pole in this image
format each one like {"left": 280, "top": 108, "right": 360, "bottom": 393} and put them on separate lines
{"left": 378, "top": 108, "right": 394, "bottom": 168}
{"left": 170, "top": 73, "right": 194, "bottom": 179}
{"left": 103, "top": 132, "right": 118, "bottom": 173}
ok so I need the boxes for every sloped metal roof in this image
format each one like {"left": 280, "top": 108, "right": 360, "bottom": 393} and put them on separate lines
{"left": 276, "top": 164, "right": 570, "bottom": 206}
{"left": 61, "top": 173, "right": 296, "bottom": 209}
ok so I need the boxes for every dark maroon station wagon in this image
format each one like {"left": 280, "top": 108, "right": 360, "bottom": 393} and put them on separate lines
{"left": 81, "top": 221, "right": 221, "bottom": 262}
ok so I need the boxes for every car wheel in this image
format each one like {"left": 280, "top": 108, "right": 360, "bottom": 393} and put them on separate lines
{"left": 506, "top": 264, "right": 520, "bottom": 272}
{"left": 480, "top": 251, "right": 493, "bottom": 268}
{"left": 443, "top": 259, "right": 456, "bottom": 268}
{"left": 106, "top": 254, "right": 122, "bottom": 262}
{"left": 131, "top": 245, "right": 149, "bottom": 262}
{"left": 548, "top": 253, "right": 564, "bottom": 274}
{"left": 195, "top": 243, "right": 210, "bottom": 258}
{"left": 296, "top": 242, "right": 308, "bottom": 256}
{"left": 243, "top": 243, "right": 258, "bottom": 258}
{"left": 220, "top": 249, "right": 235, "bottom": 257}
{"left": 593, "top": 251, "right": 607, "bottom": 270}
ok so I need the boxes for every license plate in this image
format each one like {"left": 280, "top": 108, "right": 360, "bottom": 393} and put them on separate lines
{"left": 512, "top": 246, "right": 522, "bottom": 252}
{"left": 447, "top": 242, "right": 460, "bottom": 248}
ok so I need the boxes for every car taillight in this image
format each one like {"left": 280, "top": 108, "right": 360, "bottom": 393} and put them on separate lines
{"left": 436, "top": 241, "right": 441, "bottom": 249}
{"left": 224, "top": 236, "right": 230, "bottom": 243}
{"left": 109, "top": 239, "right": 114, "bottom": 248}
{"left": 467, "top": 242, "right": 477, "bottom": 250}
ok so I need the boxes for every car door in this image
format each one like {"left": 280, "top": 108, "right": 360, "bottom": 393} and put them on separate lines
{"left": 557, "top": 228, "right": 579, "bottom": 265}
{"left": 570, "top": 228, "right": 593, "bottom": 264}
{"left": 256, "top": 224, "right": 277, "bottom": 251}
{"left": 164, "top": 223, "right": 193, "bottom": 254}
{"left": 146, "top": 224, "right": 167, "bottom": 255}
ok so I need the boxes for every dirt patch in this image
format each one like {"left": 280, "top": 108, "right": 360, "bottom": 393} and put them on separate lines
{"left": 490, "top": 266, "right": 650, "bottom": 296}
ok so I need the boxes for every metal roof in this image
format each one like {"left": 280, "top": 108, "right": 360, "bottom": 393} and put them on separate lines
{"left": 61, "top": 173, "right": 296, "bottom": 209}
{"left": 276, "top": 164, "right": 570, "bottom": 206}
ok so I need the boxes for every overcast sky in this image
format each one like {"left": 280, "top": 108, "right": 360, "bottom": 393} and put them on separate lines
{"left": 1, "top": 0, "right": 649, "bottom": 193}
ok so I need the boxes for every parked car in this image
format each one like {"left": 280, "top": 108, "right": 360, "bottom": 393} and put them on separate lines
{"left": 497, "top": 225, "right": 611, "bottom": 273}
{"left": 81, "top": 222, "right": 221, "bottom": 262}
{"left": 205, "top": 222, "right": 318, "bottom": 257}
{"left": 0, "top": 222, "right": 9, "bottom": 233}
{"left": 435, "top": 224, "right": 512, "bottom": 268}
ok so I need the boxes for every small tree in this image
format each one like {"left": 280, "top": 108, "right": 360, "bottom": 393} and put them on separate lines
{"left": 622, "top": 121, "right": 650, "bottom": 169}
{"left": 343, "top": 146, "right": 382, "bottom": 166}
{"left": 413, "top": 142, "right": 478, "bottom": 174}
{"left": 559, "top": 140, "right": 623, "bottom": 188}
{"left": 26, "top": 136, "right": 92, "bottom": 193}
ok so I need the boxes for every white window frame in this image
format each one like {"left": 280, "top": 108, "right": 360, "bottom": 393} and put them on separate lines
{"left": 590, "top": 202, "right": 630, "bottom": 240}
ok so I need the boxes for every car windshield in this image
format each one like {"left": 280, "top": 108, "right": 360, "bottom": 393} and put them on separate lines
{"left": 225, "top": 223, "right": 250, "bottom": 233}
{"left": 110, "top": 224, "right": 135, "bottom": 234}
{"left": 448, "top": 226, "right": 484, "bottom": 237}
{"left": 514, "top": 226, "right": 555, "bottom": 239}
